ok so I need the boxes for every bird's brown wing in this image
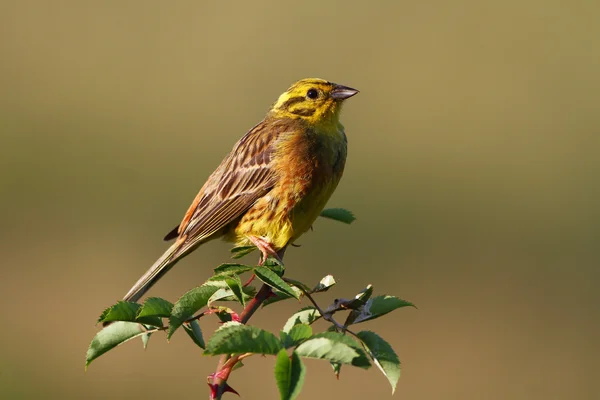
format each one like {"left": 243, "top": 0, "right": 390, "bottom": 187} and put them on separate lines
{"left": 170, "top": 119, "right": 285, "bottom": 257}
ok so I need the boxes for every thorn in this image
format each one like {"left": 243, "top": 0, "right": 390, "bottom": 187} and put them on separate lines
{"left": 207, "top": 382, "right": 240, "bottom": 398}
{"left": 223, "top": 383, "right": 240, "bottom": 396}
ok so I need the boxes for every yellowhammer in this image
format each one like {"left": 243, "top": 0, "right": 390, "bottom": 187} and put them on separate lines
{"left": 123, "top": 78, "right": 358, "bottom": 302}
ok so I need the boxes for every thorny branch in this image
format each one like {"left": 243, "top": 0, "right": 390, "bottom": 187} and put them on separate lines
{"left": 139, "top": 258, "right": 353, "bottom": 400}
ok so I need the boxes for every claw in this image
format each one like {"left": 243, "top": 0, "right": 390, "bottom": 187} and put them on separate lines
{"left": 247, "top": 235, "right": 283, "bottom": 265}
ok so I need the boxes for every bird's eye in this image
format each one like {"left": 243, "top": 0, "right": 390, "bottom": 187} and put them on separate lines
{"left": 306, "top": 88, "right": 318, "bottom": 99}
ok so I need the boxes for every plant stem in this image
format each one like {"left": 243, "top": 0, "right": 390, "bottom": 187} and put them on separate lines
{"left": 287, "top": 279, "right": 360, "bottom": 338}
{"left": 210, "top": 283, "right": 272, "bottom": 399}
{"left": 210, "top": 245, "right": 288, "bottom": 399}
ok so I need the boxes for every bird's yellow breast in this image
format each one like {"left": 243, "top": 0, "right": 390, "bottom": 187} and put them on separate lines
{"left": 232, "top": 123, "right": 347, "bottom": 250}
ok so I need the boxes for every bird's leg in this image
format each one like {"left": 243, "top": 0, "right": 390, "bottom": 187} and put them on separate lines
{"left": 247, "top": 235, "right": 283, "bottom": 265}
{"left": 242, "top": 236, "right": 281, "bottom": 287}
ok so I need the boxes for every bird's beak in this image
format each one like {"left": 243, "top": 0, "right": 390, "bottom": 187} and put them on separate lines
{"left": 331, "top": 84, "right": 359, "bottom": 100}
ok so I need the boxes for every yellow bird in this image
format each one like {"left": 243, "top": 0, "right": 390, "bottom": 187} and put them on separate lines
{"left": 123, "top": 78, "right": 358, "bottom": 303}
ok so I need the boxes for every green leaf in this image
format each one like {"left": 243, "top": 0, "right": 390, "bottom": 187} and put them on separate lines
{"left": 295, "top": 332, "right": 370, "bottom": 368}
{"left": 350, "top": 295, "right": 415, "bottom": 325}
{"left": 263, "top": 257, "right": 284, "bottom": 269}
{"left": 262, "top": 286, "right": 304, "bottom": 307}
{"left": 98, "top": 301, "right": 140, "bottom": 324}
{"left": 204, "top": 275, "right": 233, "bottom": 287}
{"left": 283, "top": 307, "right": 321, "bottom": 333}
{"left": 226, "top": 276, "right": 245, "bottom": 306}
{"left": 312, "top": 275, "right": 336, "bottom": 293}
{"left": 205, "top": 283, "right": 256, "bottom": 305}
{"left": 213, "top": 306, "right": 239, "bottom": 323}
{"left": 283, "top": 278, "right": 312, "bottom": 293}
{"left": 213, "top": 263, "right": 253, "bottom": 276}
{"left": 207, "top": 288, "right": 232, "bottom": 306}
{"left": 274, "top": 350, "right": 306, "bottom": 400}
{"left": 319, "top": 208, "right": 356, "bottom": 224}
{"left": 357, "top": 331, "right": 401, "bottom": 394}
{"left": 141, "top": 332, "right": 151, "bottom": 350}
{"left": 136, "top": 297, "right": 173, "bottom": 319}
{"left": 98, "top": 301, "right": 163, "bottom": 327}
{"left": 167, "top": 284, "right": 220, "bottom": 339}
{"left": 220, "top": 285, "right": 257, "bottom": 303}
{"left": 254, "top": 266, "right": 299, "bottom": 299}
{"left": 331, "top": 362, "right": 342, "bottom": 379}
{"left": 230, "top": 245, "right": 256, "bottom": 259}
{"left": 183, "top": 320, "right": 205, "bottom": 349}
{"left": 204, "top": 322, "right": 282, "bottom": 355}
{"left": 282, "top": 324, "right": 312, "bottom": 348}
{"left": 231, "top": 360, "right": 245, "bottom": 372}
{"left": 85, "top": 322, "right": 146, "bottom": 368}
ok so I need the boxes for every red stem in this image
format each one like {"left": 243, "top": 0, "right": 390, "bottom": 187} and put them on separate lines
{"left": 210, "top": 283, "right": 272, "bottom": 399}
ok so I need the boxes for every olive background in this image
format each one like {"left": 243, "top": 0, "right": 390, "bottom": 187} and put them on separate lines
{"left": 1, "top": 1, "right": 599, "bottom": 399}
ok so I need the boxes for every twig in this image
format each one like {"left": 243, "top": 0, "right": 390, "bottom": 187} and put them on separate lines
{"left": 208, "top": 283, "right": 272, "bottom": 399}
{"left": 284, "top": 278, "right": 359, "bottom": 338}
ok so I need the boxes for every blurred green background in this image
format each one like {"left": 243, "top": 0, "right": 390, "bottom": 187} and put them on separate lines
{"left": 1, "top": 1, "right": 598, "bottom": 399}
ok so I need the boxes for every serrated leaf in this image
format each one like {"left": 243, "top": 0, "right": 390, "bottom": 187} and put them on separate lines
{"left": 227, "top": 285, "right": 257, "bottom": 302}
{"left": 350, "top": 295, "right": 415, "bottom": 325}
{"left": 254, "top": 266, "right": 299, "bottom": 299}
{"left": 205, "top": 280, "right": 256, "bottom": 305}
{"left": 85, "top": 322, "right": 146, "bottom": 368}
{"left": 205, "top": 275, "right": 233, "bottom": 287}
{"left": 262, "top": 286, "right": 304, "bottom": 307}
{"left": 226, "top": 276, "right": 245, "bottom": 306}
{"left": 207, "top": 288, "right": 233, "bottom": 306}
{"left": 283, "top": 324, "right": 312, "bottom": 348}
{"left": 357, "top": 331, "right": 401, "bottom": 394}
{"left": 204, "top": 322, "right": 282, "bottom": 355}
{"left": 136, "top": 297, "right": 173, "bottom": 319}
{"left": 230, "top": 245, "right": 256, "bottom": 259}
{"left": 283, "top": 307, "right": 321, "bottom": 333}
{"left": 213, "top": 263, "right": 253, "bottom": 276}
{"left": 274, "top": 350, "right": 306, "bottom": 400}
{"left": 168, "top": 285, "right": 220, "bottom": 339}
{"left": 98, "top": 301, "right": 163, "bottom": 327}
{"left": 319, "top": 208, "right": 356, "bottom": 224}
{"left": 312, "top": 275, "right": 336, "bottom": 293}
{"left": 183, "top": 320, "right": 205, "bottom": 349}
{"left": 283, "top": 278, "right": 312, "bottom": 293}
{"left": 295, "top": 332, "right": 370, "bottom": 368}
{"left": 98, "top": 301, "right": 140, "bottom": 323}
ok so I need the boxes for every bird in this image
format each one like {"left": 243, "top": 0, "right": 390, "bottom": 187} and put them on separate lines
{"left": 122, "top": 78, "right": 358, "bottom": 303}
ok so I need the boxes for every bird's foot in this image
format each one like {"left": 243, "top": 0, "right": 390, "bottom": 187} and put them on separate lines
{"left": 247, "top": 235, "right": 282, "bottom": 265}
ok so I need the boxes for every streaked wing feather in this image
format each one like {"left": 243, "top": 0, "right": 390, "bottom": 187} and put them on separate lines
{"left": 174, "top": 120, "right": 284, "bottom": 252}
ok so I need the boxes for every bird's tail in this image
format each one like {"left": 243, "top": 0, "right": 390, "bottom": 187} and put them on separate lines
{"left": 123, "top": 242, "right": 182, "bottom": 303}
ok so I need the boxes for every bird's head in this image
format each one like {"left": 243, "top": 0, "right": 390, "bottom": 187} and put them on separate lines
{"left": 271, "top": 78, "right": 359, "bottom": 125}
